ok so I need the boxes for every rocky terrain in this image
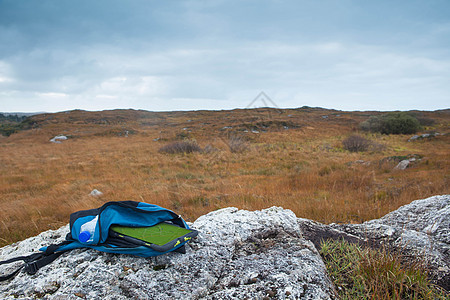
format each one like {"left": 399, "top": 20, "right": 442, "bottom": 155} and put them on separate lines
{"left": 0, "top": 195, "right": 448, "bottom": 299}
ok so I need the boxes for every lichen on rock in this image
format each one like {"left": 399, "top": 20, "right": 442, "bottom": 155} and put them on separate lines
{"left": 0, "top": 206, "right": 337, "bottom": 299}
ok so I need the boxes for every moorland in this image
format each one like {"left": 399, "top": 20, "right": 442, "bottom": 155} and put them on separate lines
{"left": 0, "top": 107, "right": 449, "bottom": 246}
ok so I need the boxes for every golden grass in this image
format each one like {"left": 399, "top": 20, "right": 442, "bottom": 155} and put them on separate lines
{"left": 0, "top": 108, "right": 449, "bottom": 246}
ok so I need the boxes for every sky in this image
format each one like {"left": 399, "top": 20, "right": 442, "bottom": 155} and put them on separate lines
{"left": 0, "top": 0, "right": 449, "bottom": 113}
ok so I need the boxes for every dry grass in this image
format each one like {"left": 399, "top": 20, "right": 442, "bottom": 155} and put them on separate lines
{"left": 320, "top": 239, "right": 448, "bottom": 299}
{"left": 0, "top": 108, "right": 449, "bottom": 246}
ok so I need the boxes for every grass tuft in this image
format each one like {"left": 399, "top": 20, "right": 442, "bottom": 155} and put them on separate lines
{"left": 158, "top": 141, "right": 202, "bottom": 154}
{"left": 320, "top": 239, "right": 448, "bottom": 299}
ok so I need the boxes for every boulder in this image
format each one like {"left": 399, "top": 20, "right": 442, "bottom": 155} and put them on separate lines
{"left": 0, "top": 207, "right": 337, "bottom": 299}
{"left": 394, "top": 159, "right": 410, "bottom": 170}
{"left": 1, "top": 195, "right": 448, "bottom": 298}
{"left": 298, "top": 195, "right": 449, "bottom": 290}
{"left": 332, "top": 195, "right": 449, "bottom": 290}
{"left": 89, "top": 189, "right": 103, "bottom": 197}
{"left": 49, "top": 135, "right": 68, "bottom": 144}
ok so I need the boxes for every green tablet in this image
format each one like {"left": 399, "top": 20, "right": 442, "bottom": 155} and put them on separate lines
{"left": 109, "top": 222, "right": 197, "bottom": 252}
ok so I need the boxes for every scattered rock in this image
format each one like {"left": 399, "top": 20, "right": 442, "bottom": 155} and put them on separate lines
{"left": 394, "top": 159, "right": 410, "bottom": 170}
{"left": 89, "top": 189, "right": 103, "bottom": 197}
{"left": 355, "top": 160, "right": 370, "bottom": 166}
{"left": 408, "top": 132, "right": 441, "bottom": 142}
{"left": 49, "top": 135, "right": 68, "bottom": 143}
{"left": 393, "top": 154, "right": 422, "bottom": 170}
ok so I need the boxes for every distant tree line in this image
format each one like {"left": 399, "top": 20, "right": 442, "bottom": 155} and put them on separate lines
{"left": 0, "top": 113, "right": 27, "bottom": 123}
{"left": 0, "top": 114, "right": 35, "bottom": 137}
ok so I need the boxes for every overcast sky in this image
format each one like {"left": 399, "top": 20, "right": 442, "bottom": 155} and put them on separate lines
{"left": 1, "top": 0, "right": 449, "bottom": 113}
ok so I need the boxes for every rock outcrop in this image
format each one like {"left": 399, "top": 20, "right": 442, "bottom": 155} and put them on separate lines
{"left": 0, "top": 207, "right": 336, "bottom": 299}
{"left": 332, "top": 195, "right": 449, "bottom": 290}
{"left": 1, "top": 195, "right": 449, "bottom": 299}
{"left": 299, "top": 195, "right": 449, "bottom": 290}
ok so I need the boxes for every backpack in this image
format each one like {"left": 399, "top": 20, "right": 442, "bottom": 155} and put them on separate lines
{"left": 0, "top": 201, "right": 198, "bottom": 281}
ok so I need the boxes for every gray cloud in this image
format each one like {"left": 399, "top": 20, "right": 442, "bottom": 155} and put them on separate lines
{"left": 1, "top": 0, "right": 449, "bottom": 112}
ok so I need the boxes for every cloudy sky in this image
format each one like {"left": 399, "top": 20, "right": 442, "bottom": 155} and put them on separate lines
{"left": 0, "top": 0, "right": 449, "bottom": 112}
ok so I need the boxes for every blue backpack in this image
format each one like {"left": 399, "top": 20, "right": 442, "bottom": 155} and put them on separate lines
{"left": 0, "top": 201, "right": 198, "bottom": 281}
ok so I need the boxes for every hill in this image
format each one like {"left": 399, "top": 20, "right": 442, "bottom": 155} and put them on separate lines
{"left": 0, "top": 107, "right": 449, "bottom": 246}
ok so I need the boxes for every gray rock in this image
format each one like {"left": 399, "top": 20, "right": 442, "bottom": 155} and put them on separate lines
{"left": 2, "top": 196, "right": 448, "bottom": 298}
{"left": 49, "top": 135, "right": 68, "bottom": 144}
{"left": 394, "top": 159, "right": 410, "bottom": 170}
{"left": 331, "top": 195, "right": 449, "bottom": 290}
{"left": 0, "top": 207, "right": 337, "bottom": 299}
{"left": 408, "top": 132, "right": 441, "bottom": 142}
{"left": 89, "top": 189, "right": 103, "bottom": 197}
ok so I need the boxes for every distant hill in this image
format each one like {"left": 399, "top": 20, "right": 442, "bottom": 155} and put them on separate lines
{"left": 1, "top": 107, "right": 449, "bottom": 139}
{"left": 0, "top": 112, "right": 46, "bottom": 117}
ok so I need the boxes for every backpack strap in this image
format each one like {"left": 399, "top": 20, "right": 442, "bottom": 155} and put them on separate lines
{"left": 0, "top": 241, "right": 72, "bottom": 281}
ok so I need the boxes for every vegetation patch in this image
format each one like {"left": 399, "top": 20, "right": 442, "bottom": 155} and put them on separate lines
{"left": 226, "top": 135, "right": 248, "bottom": 153}
{"left": 0, "top": 114, "right": 35, "bottom": 136}
{"left": 360, "top": 112, "right": 421, "bottom": 134}
{"left": 159, "top": 141, "right": 202, "bottom": 154}
{"left": 382, "top": 154, "right": 423, "bottom": 163}
{"left": 93, "top": 128, "right": 136, "bottom": 137}
{"left": 342, "top": 135, "right": 372, "bottom": 152}
{"left": 320, "top": 239, "right": 447, "bottom": 299}
{"left": 240, "top": 120, "right": 299, "bottom": 131}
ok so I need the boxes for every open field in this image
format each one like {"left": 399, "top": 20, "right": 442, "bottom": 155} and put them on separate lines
{"left": 0, "top": 107, "right": 449, "bottom": 246}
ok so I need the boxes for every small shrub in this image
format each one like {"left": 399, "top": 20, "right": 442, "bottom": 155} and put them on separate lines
{"left": 202, "top": 144, "right": 219, "bottom": 154}
{"left": 342, "top": 135, "right": 371, "bottom": 152}
{"left": 382, "top": 112, "right": 421, "bottom": 134}
{"left": 416, "top": 116, "right": 435, "bottom": 127}
{"left": 360, "top": 115, "right": 384, "bottom": 133}
{"left": 158, "top": 141, "right": 201, "bottom": 154}
{"left": 175, "top": 131, "right": 190, "bottom": 140}
{"left": 0, "top": 124, "right": 19, "bottom": 136}
{"left": 318, "top": 166, "right": 332, "bottom": 176}
{"left": 360, "top": 112, "right": 421, "bottom": 134}
{"left": 407, "top": 112, "right": 436, "bottom": 127}
{"left": 227, "top": 135, "right": 248, "bottom": 153}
